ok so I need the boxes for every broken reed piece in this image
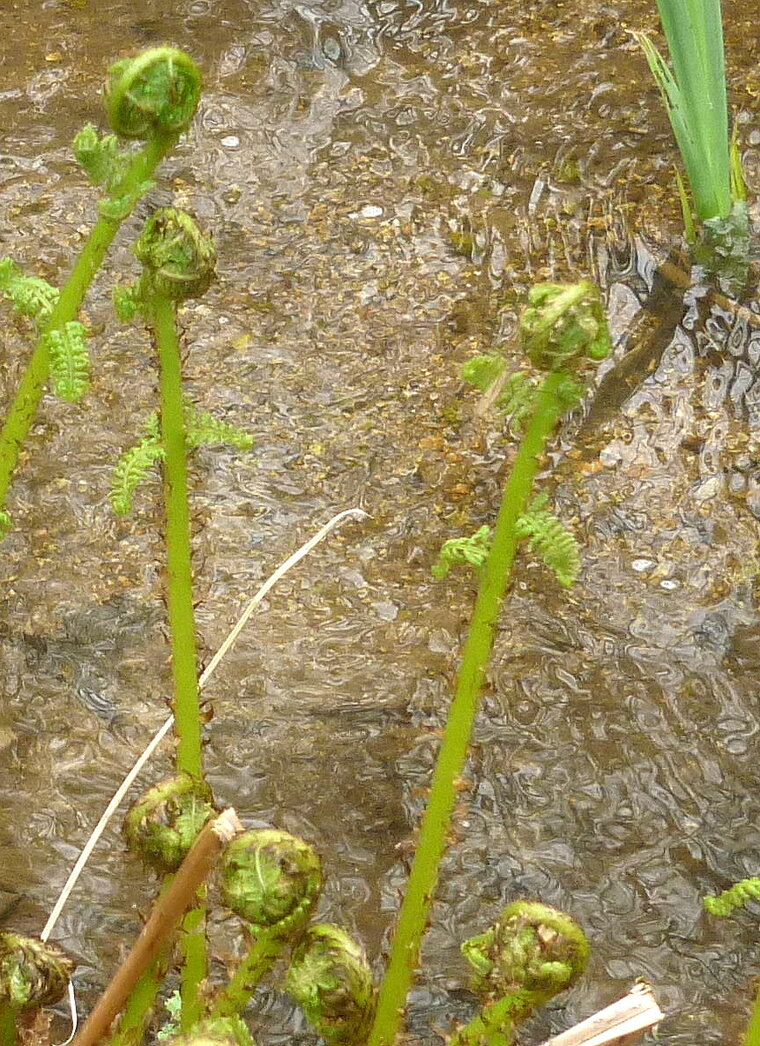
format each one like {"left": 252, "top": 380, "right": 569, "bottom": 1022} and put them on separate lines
{"left": 537, "top": 983, "right": 663, "bottom": 1046}
{"left": 71, "top": 808, "right": 243, "bottom": 1046}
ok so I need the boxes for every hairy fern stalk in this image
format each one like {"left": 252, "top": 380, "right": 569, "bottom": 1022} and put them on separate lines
{"left": 636, "top": 0, "right": 732, "bottom": 222}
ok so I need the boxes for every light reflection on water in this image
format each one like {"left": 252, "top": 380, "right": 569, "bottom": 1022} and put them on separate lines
{"left": 0, "top": 0, "right": 760, "bottom": 1043}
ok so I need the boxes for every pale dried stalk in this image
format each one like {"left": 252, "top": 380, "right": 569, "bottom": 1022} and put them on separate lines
{"left": 537, "top": 983, "right": 663, "bottom": 1046}
{"left": 70, "top": 810, "right": 242, "bottom": 1046}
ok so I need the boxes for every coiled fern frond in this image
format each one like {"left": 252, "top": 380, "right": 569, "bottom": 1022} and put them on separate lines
{"left": 433, "top": 496, "right": 580, "bottom": 588}
{"left": 0, "top": 258, "right": 59, "bottom": 322}
{"left": 111, "top": 404, "right": 253, "bottom": 515}
{"left": 44, "top": 321, "right": 90, "bottom": 402}
{"left": 515, "top": 494, "right": 581, "bottom": 588}
{"left": 704, "top": 878, "right": 760, "bottom": 917}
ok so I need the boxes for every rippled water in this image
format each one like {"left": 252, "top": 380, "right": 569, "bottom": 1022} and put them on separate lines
{"left": 1, "top": 1, "right": 760, "bottom": 1043}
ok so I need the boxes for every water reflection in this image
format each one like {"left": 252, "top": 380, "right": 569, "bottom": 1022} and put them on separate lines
{"left": 0, "top": 1, "right": 759, "bottom": 1043}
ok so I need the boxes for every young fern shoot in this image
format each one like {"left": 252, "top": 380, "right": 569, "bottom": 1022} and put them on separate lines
{"left": 0, "top": 47, "right": 202, "bottom": 535}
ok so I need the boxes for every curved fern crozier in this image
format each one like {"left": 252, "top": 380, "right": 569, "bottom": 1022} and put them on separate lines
{"left": 105, "top": 48, "right": 202, "bottom": 140}
{"left": 44, "top": 321, "right": 90, "bottom": 402}
{"left": 704, "top": 877, "right": 760, "bottom": 917}
{"left": 135, "top": 208, "right": 216, "bottom": 302}
{"left": 220, "top": 829, "right": 323, "bottom": 937}
{"left": 521, "top": 281, "right": 611, "bottom": 372}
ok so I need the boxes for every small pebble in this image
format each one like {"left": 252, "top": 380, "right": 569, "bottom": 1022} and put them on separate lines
{"left": 631, "top": 558, "right": 655, "bottom": 573}
{"left": 221, "top": 135, "right": 240, "bottom": 148}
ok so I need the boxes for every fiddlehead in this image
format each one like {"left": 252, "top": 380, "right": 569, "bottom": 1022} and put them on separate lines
{"left": 135, "top": 207, "right": 217, "bottom": 303}
{"left": 462, "top": 900, "right": 589, "bottom": 1002}
{"left": 0, "top": 933, "right": 74, "bottom": 1011}
{"left": 704, "top": 877, "right": 760, "bottom": 917}
{"left": 105, "top": 48, "right": 202, "bottom": 141}
{"left": 123, "top": 774, "right": 216, "bottom": 874}
{"left": 162, "top": 1016, "right": 254, "bottom": 1046}
{"left": 285, "top": 924, "right": 376, "bottom": 1045}
{"left": 220, "top": 829, "right": 323, "bottom": 937}
{"left": 520, "top": 281, "right": 611, "bottom": 372}
{"left": 43, "top": 321, "right": 90, "bottom": 402}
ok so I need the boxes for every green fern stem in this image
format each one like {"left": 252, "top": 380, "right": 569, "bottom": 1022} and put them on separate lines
{"left": 447, "top": 990, "right": 532, "bottom": 1046}
{"left": 367, "top": 370, "right": 569, "bottom": 1046}
{"left": 0, "top": 132, "right": 174, "bottom": 520}
{"left": 149, "top": 289, "right": 208, "bottom": 1018}
{"left": 208, "top": 929, "right": 289, "bottom": 1021}
{"left": 150, "top": 291, "right": 203, "bottom": 779}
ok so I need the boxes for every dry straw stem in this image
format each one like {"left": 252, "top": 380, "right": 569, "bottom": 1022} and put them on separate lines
{"left": 536, "top": 983, "right": 663, "bottom": 1046}
{"left": 70, "top": 809, "right": 242, "bottom": 1046}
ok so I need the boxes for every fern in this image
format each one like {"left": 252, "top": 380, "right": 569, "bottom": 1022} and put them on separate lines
{"left": 113, "top": 281, "right": 144, "bottom": 323}
{"left": 73, "top": 123, "right": 130, "bottom": 191}
{"left": 44, "top": 321, "right": 90, "bottom": 402}
{"left": 110, "top": 431, "right": 164, "bottom": 516}
{"left": 434, "top": 496, "right": 580, "bottom": 588}
{"left": 515, "top": 494, "right": 581, "bottom": 588}
{"left": 111, "top": 405, "right": 253, "bottom": 515}
{"left": 704, "top": 878, "right": 760, "bottom": 917}
{"left": 462, "top": 354, "right": 505, "bottom": 392}
{"left": 185, "top": 406, "right": 254, "bottom": 451}
{"left": 432, "top": 524, "right": 492, "bottom": 579}
{"left": 0, "top": 258, "right": 59, "bottom": 322}
{"left": 496, "top": 371, "right": 540, "bottom": 432}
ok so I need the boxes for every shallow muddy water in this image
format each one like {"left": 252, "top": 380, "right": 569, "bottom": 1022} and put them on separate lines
{"left": 1, "top": 0, "right": 760, "bottom": 1043}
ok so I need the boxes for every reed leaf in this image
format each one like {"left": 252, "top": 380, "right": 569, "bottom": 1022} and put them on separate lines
{"left": 635, "top": 0, "right": 732, "bottom": 222}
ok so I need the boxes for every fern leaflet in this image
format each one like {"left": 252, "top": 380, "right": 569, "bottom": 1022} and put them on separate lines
{"left": 73, "top": 124, "right": 129, "bottom": 190}
{"left": 110, "top": 432, "right": 164, "bottom": 516}
{"left": 433, "top": 496, "right": 580, "bottom": 587}
{"left": 0, "top": 258, "right": 59, "bottom": 322}
{"left": 185, "top": 406, "right": 254, "bottom": 451}
{"left": 704, "top": 878, "right": 760, "bottom": 917}
{"left": 462, "top": 354, "right": 505, "bottom": 392}
{"left": 44, "top": 322, "right": 90, "bottom": 402}
{"left": 110, "top": 404, "right": 253, "bottom": 515}
{"left": 432, "top": 525, "right": 492, "bottom": 579}
{"left": 515, "top": 494, "right": 581, "bottom": 588}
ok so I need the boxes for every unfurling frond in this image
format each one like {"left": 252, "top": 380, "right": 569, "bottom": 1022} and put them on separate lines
{"left": 185, "top": 406, "right": 254, "bottom": 452}
{"left": 434, "top": 496, "right": 580, "bottom": 587}
{"left": 73, "top": 124, "right": 130, "bottom": 190}
{"left": 110, "top": 428, "right": 164, "bottom": 516}
{"left": 0, "top": 258, "right": 59, "bottom": 322}
{"left": 462, "top": 354, "right": 505, "bottom": 392}
{"left": 515, "top": 495, "right": 580, "bottom": 588}
{"left": 44, "top": 322, "right": 90, "bottom": 402}
{"left": 496, "top": 372, "right": 540, "bottom": 432}
{"left": 432, "top": 525, "right": 492, "bottom": 579}
{"left": 704, "top": 878, "right": 760, "bottom": 918}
